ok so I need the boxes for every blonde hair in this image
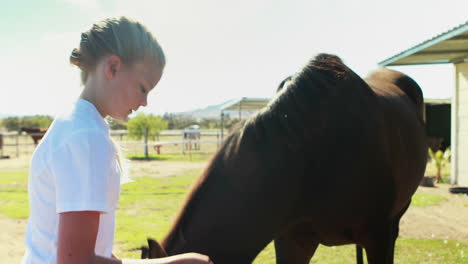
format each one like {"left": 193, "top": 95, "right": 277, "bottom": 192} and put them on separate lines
{"left": 70, "top": 16, "right": 165, "bottom": 178}
{"left": 70, "top": 16, "right": 166, "bottom": 84}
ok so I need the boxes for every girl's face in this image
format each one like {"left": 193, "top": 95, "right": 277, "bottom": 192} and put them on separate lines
{"left": 108, "top": 61, "right": 162, "bottom": 120}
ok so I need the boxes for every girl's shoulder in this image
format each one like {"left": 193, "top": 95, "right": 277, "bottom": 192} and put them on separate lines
{"left": 49, "top": 99, "right": 110, "bottom": 144}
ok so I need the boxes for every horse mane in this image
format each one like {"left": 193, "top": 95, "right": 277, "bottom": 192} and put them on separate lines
{"left": 161, "top": 53, "right": 363, "bottom": 249}
{"left": 249, "top": 53, "right": 363, "bottom": 151}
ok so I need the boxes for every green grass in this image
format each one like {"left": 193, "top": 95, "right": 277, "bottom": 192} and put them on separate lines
{"left": 253, "top": 239, "right": 468, "bottom": 263}
{"left": 0, "top": 169, "right": 30, "bottom": 218}
{"left": 115, "top": 172, "right": 200, "bottom": 253}
{"left": 0, "top": 169, "right": 29, "bottom": 185}
{"left": 1, "top": 165, "right": 467, "bottom": 263}
{"left": 411, "top": 193, "right": 448, "bottom": 207}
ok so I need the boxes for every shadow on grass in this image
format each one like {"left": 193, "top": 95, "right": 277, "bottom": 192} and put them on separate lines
{"left": 126, "top": 155, "right": 168, "bottom": 161}
{"left": 126, "top": 153, "right": 213, "bottom": 162}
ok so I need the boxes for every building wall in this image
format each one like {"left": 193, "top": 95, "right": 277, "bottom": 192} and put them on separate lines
{"left": 454, "top": 62, "right": 468, "bottom": 186}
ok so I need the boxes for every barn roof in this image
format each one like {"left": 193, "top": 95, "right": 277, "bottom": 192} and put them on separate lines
{"left": 379, "top": 21, "right": 468, "bottom": 66}
{"left": 220, "top": 97, "right": 271, "bottom": 112}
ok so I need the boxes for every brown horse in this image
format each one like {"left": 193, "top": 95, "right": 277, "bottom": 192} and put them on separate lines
{"left": 20, "top": 127, "right": 47, "bottom": 145}
{"left": 142, "top": 54, "right": 427, "bottom": 264}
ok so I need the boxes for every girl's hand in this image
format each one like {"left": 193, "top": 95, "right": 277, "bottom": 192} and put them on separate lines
{"left": 165, "top": 253, "right": 213, "bottom": 264}
{"left": 122, "top": 252, "right": 213, "bottom": 264}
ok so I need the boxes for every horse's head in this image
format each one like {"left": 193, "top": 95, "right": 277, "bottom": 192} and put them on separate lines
{"left": 140, "top": 238, "right": 168, "bottom": 259}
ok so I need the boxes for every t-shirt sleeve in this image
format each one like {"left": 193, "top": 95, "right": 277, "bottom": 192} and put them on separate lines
{"left": 52, "top": 131, "right": 118, "bottom": 214}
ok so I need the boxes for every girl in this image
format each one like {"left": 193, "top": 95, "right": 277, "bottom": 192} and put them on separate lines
{"left": 22, "top": 16, "right": 213, "bottom": 264}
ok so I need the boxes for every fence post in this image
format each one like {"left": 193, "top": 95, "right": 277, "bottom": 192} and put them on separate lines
{"left": 16, "top": 133, "right": 20, "bottom": 157}
{"left": 181, "top": 130, "right": 185, "bottom": 154}
{"left": 220, "top": 112, "right": 224, "bottom": 143}
{"left": 144, "top": 127, "right": 149, "bottom": 159}
{"left": 0, "top": 134, "right": 3, "bottom": 157}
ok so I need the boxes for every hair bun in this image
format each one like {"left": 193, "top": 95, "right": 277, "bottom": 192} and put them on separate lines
{"left": 70, "top": 48, "right": 82, "bottom": 67}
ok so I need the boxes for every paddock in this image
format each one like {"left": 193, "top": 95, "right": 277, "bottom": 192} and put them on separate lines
{"left": 0, "top": 130, "right": 225, "bottom": 158}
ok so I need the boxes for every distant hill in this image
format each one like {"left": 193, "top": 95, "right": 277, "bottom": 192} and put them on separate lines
{"left": 181, "top": 102, "right": 225, "bottom": 119}
{"left": 178, "top": 99, "right": 264, "bottom": 120}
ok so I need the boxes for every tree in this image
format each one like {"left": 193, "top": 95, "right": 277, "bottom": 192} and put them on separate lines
{"left": 22, "top": 115, "right": 53, "bottom": 129}
{"left": 106, "top": 116, "right": 127, "bottom": 130}
{"left": 1, "top": 115, "right": 53, "bottom": 132}
{"left": 127, "top": 113, "right": 168, "bottom": 158}
{"left": 2, "top": 117, "right": 20, "bottom": 131}
{"left": 199, "top": 118, "right": 221, "bottom": 129}
{"left": 428, "top": 147, "right": 451, "bottom": 183}
{"left": 225, "top": 117, "right": 241, "bottom": 130}
{"left": 162, "top": 113, "right": 197, "bottom": 129}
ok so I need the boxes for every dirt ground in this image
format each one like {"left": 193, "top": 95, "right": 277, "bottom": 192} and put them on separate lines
{"left": 1, "top": 156, "right": 467, "bottom": 262}
{"left": 399, "top": 184, "right": 468, "bottom": 242}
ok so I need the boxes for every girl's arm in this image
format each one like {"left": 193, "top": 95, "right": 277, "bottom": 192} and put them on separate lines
{"left": 57, "top": 211, "right": 120, "bottom": 264}
{"left": 57, "top": 211, "right": 212, "bottom": 264}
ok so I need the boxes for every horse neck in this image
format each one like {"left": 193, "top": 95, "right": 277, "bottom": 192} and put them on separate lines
{"left": 161, "top": 129, "right": 274, "bottom": 261}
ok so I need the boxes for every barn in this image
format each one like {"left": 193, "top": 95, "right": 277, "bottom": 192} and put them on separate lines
{"left": 379, "top": 21, "right": 468, "bottom": 186}
{"left": 219, "top": 97, "right": 271, "bottom": 140}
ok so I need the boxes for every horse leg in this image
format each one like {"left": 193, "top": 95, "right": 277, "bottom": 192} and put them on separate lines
{"left": 364, "top": 198, "right": 412, "bottom": 264}
{"left": 385, "top": 201, "right": 412, "bottom": 263}
{"left": 356, "top": 245, "right": 364, "bottom": 264}
{"left": 362, "top": 221, "right": 398, "bottom": 264}
{"left": 274, "top": 230, "right": 318, "bottom": 264}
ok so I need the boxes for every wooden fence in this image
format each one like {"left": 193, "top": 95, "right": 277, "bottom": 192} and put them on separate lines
{"left": 0, "top": 130, "right": 224, "bottom": 158}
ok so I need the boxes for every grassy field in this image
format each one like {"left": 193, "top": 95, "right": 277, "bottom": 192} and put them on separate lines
{"left": 0, "top": 161, "right": 467, "bottom": 263}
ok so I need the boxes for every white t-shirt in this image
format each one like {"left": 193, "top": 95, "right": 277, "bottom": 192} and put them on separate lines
{"left": 22, "top": 99, "right": 121, "bottom": 264}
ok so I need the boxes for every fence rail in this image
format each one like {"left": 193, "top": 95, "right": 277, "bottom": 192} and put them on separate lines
{"left": 0, "top": 130, "right": 224, "bottom": 158}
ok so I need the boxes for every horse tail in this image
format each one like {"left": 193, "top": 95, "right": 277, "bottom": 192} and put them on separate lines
{"left": 394, "top": 73, "right": 425, "bottom": 121}
{"left": 394, "top": 74, "right": 424, "bottom": 106}
{"left": 366, "top": 67, "right": 425, "bottom": 120}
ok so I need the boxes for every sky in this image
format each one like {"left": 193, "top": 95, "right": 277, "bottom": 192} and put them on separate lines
{"left": 0, "top": 0, "right": 467, "bottom": 117}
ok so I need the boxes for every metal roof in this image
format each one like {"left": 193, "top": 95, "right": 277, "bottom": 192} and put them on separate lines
{"left": 424, "top": 98, "right": 451, "bottom": 105}
{"left": 220, "top": 97, "right": 271, "bottom": 112}
{"left": 379, "top": 21, "right": 468, "bottom": 66}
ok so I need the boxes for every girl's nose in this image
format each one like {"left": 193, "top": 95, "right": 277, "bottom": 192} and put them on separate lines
{"left": 141, "top": 96, "right": 148, "bottom": 107}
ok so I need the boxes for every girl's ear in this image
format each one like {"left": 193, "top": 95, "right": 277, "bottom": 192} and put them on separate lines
{"left": 104, "top": 55, "right": 122, "bottom": 80}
